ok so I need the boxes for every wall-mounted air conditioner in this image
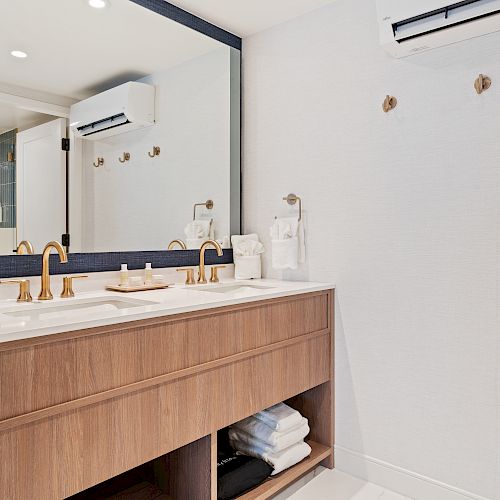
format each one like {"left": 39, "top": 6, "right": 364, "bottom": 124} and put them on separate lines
{"left": 377, "top": 0, "right": 500, "bottom": 57}
{"left": 70, "top": 82, "right": 155, "bottom": 140}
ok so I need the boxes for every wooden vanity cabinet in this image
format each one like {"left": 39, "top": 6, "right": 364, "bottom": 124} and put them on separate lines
{"left": 0, "top": 290, "right": 334, "bottom": 499}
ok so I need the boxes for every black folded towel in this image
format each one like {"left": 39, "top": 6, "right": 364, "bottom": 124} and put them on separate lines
{"left": 217, "top": 429, "right": 272, "bottom": 500}
{"left": 217, "top": 452, "right": 273, "bottom": 500}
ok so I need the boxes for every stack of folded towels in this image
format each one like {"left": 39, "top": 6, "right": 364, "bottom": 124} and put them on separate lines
{"left": 229, "top": 403, "right": 311, "bottom": 476}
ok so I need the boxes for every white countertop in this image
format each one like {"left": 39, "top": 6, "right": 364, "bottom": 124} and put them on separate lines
{"left": 0, "top": 279, "right": 334, "bottom": 344}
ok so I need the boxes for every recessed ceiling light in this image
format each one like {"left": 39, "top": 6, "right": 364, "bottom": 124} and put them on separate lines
{"left": 88, "top": 0, "right": 107, "bottom": 8}
{"left": 10, "top": 50, "right": 28, "bottom": 59}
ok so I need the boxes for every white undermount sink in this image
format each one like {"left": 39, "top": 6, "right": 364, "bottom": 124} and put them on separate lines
{"left": 192, "top": 283, "right": 276, "bottom": 294}
{"left": 0, "top": 297, "right": 156, "bottom": 327}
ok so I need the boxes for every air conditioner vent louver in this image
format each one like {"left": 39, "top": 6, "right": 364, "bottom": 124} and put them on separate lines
{"left": 377, "top": 0, "right": 500, "bottom": 57}
{"left": 77, "top": 113, "right": 131, "bottom": 137}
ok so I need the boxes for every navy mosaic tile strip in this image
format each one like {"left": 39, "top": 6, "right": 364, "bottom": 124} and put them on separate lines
{"left": 0, "top": 249, "right": 233, "bottom": 279}
{"left": 130, "top": 0, "right": 242, "bottom": 50}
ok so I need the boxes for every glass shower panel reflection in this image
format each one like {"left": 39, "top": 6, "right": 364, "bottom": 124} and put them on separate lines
{"left": 0, "top": 129, "right": 16, "bottom": 254}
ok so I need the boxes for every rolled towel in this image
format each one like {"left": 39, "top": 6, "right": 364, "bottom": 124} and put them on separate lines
{"left": 230, "top": 438, "right": 312, "bottom": 476}
{"left": 231, "top": 416, "right": 309, "bottom": 452}
{"left": 254, "top": 403, "right": 303, "bottom": 432}
{"left": 184, "top": 220, "right": 212, "bottom": 239}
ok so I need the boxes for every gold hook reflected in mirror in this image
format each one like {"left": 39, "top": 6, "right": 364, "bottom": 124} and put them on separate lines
{"left": 118, "top": 152, "right": 131, "bottom": 163}
{"left": 93, "top": 157, "right": 104, "bottom": 168}
{"left": 148, "top": 146, "right": 160, "bottom": 158}
{"left": 474, "top": 74, "right": 491, "bottom": 94}
{"left": 382, "top": 95, "right": 397, "bottom": 113}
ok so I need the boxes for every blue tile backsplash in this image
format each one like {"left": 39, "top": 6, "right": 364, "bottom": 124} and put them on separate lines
{"left": 0, "top": 249, "right": 233, "bottom": 279}
{"left": 0, "top": 129, "right": 16, "bottom": 229}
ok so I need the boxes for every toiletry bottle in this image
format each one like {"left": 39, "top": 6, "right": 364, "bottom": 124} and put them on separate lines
{"left": 145, "top": 263, "right": 153, "bottom": 285}
{"left": 120, "top": 264, "right": 129, "bottom": 287}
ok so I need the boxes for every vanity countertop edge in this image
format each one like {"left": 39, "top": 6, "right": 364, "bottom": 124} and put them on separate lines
{"left": 0, "top": 279, "right": 335, "bottom": 345}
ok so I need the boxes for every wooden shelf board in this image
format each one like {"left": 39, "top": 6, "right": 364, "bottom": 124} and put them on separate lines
{"left": 236, "top": 440, "right": 331, "bottom": 500}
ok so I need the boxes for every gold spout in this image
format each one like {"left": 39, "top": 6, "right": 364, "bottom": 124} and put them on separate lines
{"left": 16, "top": 240, "right": 34, "bottom": 255}
{"left": 38, "top": 241, "right": 68, "bottom": 300}
{"left": 197, "top": 240, "right": 223, "bottom": 284}
{"left": 168, "top": 239, "right": 187, "bottom": 250}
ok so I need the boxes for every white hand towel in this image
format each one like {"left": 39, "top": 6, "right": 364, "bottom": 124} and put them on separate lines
{"left": 230, "top": 417, "right": 309, "bottom": 453}
{"left": 270, "top": 217, "right": 305, "bottom": 270}
{"left": 0, "top": 203, "right": 3, "bottom": 224}
{"left": 230, "top": 438, "right": 311, "bottom": 476}
{"left": 186, "top": 238, "right": 209, "bottom": 249}
{"left": 184, "top": 220, "right": 211, "bottom": 239}
{"left": 271, "top": 238, "right": 299, "bottom": 270}
{"left": 231, "top": 234, "right": 265, "bottom": 279}
{"left": 254, "top": 403, "right": 303, "bottom": 432}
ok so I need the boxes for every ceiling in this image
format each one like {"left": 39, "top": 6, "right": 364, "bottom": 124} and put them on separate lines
{"left": 170, "top": 0, "right": 337, "bottom": 37}
{"left": 0, "top": 103, "right": 54, "bottom": 134}
{"left": 0, "top": 0, "right": 222, "bottom": 101}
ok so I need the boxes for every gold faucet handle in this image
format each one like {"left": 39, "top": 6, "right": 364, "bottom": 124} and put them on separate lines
{"left": 0, "top": 279, "right": 32, "bottom": 302}
{"left": 176, "top": 268, "right": 196, "bottom": 285}
{"left": 61, "top": 275, "right": 88, "bottom": 299}
{"left": 209, "top": 265, "right": 226, "bottom": 283}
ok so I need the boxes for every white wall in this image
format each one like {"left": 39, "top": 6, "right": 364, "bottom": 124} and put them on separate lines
{"left": 82, "top": 47, "right": 232, "bottom": 252}
{"left": 242, "top": 2, "right": 500, "bottom": 499}
{"left": 0, "top": 228, "right": 15, "bottom": 254}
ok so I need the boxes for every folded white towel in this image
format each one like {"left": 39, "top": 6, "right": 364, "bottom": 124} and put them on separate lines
{"left": 231, "top": 234, "right": 265, "bottom": 257}
{"left": 270, "top": 218, "right": 305, "bottom": 270}
{"left": 231, "top": 234, "right": 264, "bottom": 279}
{"left": 230, "top": 417, "right": 309, "bottom": 453}
{"left": 271, "top": 238, "right": 299, "bottom": 270}
{"left": 234, "top": 255, "right": 262, "bottom": 280}
{"left": 186, "top": 237, "right": 209, "bottom": 249}
{"left": 254, "top": 403, "right": 303, "bottom": 432}
{"left": 184, "top": 220, "right": 213, "bottom": 239}
{"left": 230, "top": 438, "right": 311, "bottom": 476}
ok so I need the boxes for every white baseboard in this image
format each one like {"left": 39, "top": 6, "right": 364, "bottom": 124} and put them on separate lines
{"left": 334, "top": 445, "right": 489, "bottom": 500}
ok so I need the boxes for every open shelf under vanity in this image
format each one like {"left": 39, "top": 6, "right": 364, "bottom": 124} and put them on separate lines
{"left": 66, "top": 382, "right": 334, "bottom": 500}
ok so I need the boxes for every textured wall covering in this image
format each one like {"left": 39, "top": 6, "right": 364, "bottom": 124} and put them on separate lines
{"left": 242, "top": 1, "right": 500, "bottom": 498}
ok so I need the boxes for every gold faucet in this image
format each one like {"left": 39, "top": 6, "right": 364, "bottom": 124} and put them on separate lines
{"left": 39, "top": 241, "right": 68, "bottom": 300}
{"left": 197, "top": 240, "right": 223, "bottom": 284}
{"left": 168, "top": 239, "right": 187, "bottom": 250}
{"left": 16, "top": 240, "right": 34, "bottom": 255}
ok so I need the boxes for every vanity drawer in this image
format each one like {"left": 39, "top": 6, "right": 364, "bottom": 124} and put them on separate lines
{"left": 0, "top": 291, "right": 330, "bottom": 420}
{"left": 0, "top": 328, "right": 331, "bottom": 499}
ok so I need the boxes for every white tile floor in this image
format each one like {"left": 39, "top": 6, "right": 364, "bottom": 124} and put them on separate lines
{"left": 283, "top": 469, "right": 412, "bottom": 500}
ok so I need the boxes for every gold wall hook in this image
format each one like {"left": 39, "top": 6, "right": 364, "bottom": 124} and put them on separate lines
{"left": 382, "top": 95, "right": 397, "bottom": 113}
{"left": 148, "top": 146, "right": 160, "bottom": 158}
{"left": 118, "top": 152, "right": 131, "bottom": 163}
{"left": 93, "top": 157, "right": 104, "bottom": 168}
{"left": 474, "top": 74, "right": 491, "bottom": 94}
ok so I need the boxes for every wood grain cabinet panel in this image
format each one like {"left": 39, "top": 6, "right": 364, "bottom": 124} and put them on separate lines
{"left": 0, "top": 290, "right": 334, "bottom": 500}
{"left": 0, "top": 293, "right": 327, "bottom": 420}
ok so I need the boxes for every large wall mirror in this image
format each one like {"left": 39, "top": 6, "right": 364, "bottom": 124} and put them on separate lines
{"left": 0, "top": 0, "right": 240, "bottom": 257}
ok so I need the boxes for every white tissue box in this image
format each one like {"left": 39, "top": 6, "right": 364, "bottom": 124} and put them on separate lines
{"left": 234, "top": 255, "right": 262, "bottom": 279}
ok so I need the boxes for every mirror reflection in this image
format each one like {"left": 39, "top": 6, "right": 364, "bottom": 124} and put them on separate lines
{"left": 0, "top": 0, "right": 240, "bottom": 256}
